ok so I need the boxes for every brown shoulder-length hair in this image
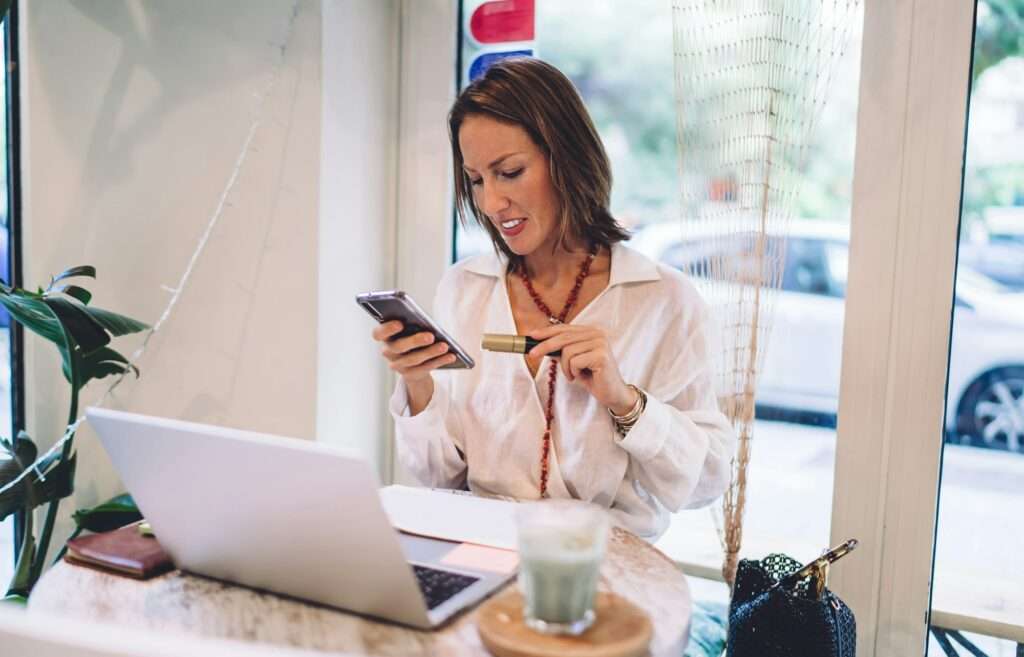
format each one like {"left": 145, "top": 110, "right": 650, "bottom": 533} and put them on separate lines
{"left": 448, "top": 58, "right": 629, "bottom": 269}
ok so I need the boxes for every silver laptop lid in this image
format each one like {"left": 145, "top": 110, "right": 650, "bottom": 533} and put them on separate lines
{"left": 85, "top": 407, "right": 432, "bottom": 627}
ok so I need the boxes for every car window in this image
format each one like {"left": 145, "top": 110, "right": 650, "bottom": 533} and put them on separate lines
{"left": 660, "top": 240, "right": 719, "bottom": 276}
{"left": 664, "top": 233, "right": 784, "bottom": 287}
{"left": 664, "top": 233, "right": 848, "bottom": 299}
{"left": 781, "top": 238, "right": 833, "bottom": 296}
{"left": 957, "top": 266, "right": 1009, "bottom": 294}
{"left": 824, "top": 241, "right": 849, "bottom": 298}
{"left": 954, "top": 266, "right": 1010, "bottom": 310}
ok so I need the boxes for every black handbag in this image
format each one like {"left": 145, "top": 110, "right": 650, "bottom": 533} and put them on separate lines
{"left": 727, "top": 540, "right": 858, "bottom": 657}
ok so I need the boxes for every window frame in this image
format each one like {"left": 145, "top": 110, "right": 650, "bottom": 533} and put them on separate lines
{"left": 4, "top": 0, "right": 25, "bottom": 568}
{"left": 828, "top": 1, "right": 976, "bottom": 654}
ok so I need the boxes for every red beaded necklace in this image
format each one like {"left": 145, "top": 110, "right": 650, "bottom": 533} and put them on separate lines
{"left": 517, "top": 247, "right": 597, "bottom": 498}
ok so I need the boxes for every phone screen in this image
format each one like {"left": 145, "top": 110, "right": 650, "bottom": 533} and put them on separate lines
{"left": 357, "top": 291, "right": 475, "bottom": 369}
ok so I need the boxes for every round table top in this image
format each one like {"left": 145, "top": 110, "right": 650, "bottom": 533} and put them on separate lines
{"left": 29, "top": 527, "right": 691, "bottom": 657}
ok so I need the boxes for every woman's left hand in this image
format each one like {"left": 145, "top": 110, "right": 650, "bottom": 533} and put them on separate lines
{"left": 528, "top": 324, "right": 638, "bottom": 415}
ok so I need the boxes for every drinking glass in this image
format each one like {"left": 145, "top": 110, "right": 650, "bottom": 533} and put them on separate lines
{"left": 515, "top": 499, "right": 610, "bottom": 635}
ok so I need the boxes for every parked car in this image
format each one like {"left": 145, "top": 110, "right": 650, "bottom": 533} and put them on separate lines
{"left": 957, "top": 239, "right": 1024, "bottom": 290}
{"left": 630, "top": 220, "right": 1024, "bottom": 452}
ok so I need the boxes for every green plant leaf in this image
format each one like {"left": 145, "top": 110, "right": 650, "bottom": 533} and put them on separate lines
{"left": 78, "top": 346, "right": 138, "bottom": 386}
{"left": 80, "top": 305, "right": 149, "bottom": 336}
{"left": 0, "top": 436, "right": 39, "bottom": 515}
{"left": 0, "top": 435, "right": 35, "bottom": 482}
{"left": 33, "top": 439, "right": 67, "bottom": 475}
{"left": 72, "top": 493, "right": 141, "bottom": 533}
{"left": 4, "top": 294, "right": 80, "bottom": 386}
{"left": 0, "top": 293, "right": 66, "bottom": 346}
{"left": 42, "top": 297, "right": 110, "bottom": 353}
{"left": 54, "top": 285, "right": 93, "bottom": 306}
{"left": 0, "top": 293, "right": 78, "bottom": 392}
{"left": 9, "top": 518, "right": 35, "bottom": 596}
{"left": 50, "top": 265, "right": 96, "bottom": 287}
{"left": 0, "top": 452, "right": 77, "bottom": 522}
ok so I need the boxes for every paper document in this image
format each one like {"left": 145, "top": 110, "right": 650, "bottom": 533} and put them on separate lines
{"left": 378, "top": 485, "right": 518, "bottom": 550}
{"left": 441, "top": 543, "right": 519, "bottom": 574}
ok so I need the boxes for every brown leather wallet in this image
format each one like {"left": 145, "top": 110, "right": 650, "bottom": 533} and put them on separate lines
{"left": 64, "top": 522, "right": 174, "bottom": 579}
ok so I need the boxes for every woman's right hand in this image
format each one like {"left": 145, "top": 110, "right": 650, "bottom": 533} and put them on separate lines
{"left": 373, "top": 321, "right": 457, "bottom": 380}
{"left": 373, "top": 321, "right": 457, "bottom": 414}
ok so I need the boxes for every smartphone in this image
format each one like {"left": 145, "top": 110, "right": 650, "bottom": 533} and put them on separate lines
{"left": 356, "top": 290, "right": 475, "bottom": 370}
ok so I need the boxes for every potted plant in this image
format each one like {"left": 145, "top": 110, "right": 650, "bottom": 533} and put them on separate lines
{"left": 0, "top": 266, "right": 148, "bottom": 601}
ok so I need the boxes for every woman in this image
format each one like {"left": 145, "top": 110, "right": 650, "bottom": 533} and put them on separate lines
{"left": 372, "top": 58, "right": 735, "bottom": 540}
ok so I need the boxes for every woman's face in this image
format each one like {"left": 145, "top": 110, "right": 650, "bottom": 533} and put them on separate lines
{"left": 459, "top": 114, "right": 562, "bottom": 257}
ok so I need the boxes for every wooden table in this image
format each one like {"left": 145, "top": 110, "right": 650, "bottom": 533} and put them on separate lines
{"left": 29, "top": 528, "right": 692, "bottom": 657}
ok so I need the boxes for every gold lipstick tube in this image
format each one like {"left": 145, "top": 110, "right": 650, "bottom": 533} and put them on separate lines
{"left": 481, "top": 333, "right": 561, "bottom": 357}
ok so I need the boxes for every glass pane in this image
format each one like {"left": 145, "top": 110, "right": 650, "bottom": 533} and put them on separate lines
{"left": 455, "top": 1, "right": 863, "bottom": 572}
{"left": 0, "top": 18, "right": 12, "bottom": 591}
{"left": 929, "top": 1, "right": 1024, "bottom": 653}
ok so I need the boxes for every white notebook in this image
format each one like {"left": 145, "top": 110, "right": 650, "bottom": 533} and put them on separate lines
{"left": 378, "top": 485, "right": 519, "bottom": 550}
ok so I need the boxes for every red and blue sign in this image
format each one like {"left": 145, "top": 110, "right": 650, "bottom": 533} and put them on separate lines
{"left": 462, "top": 0, "right": 537, "bottom": 84}
{"left": 469, "top": 0, "right": 535, "bottom": 43}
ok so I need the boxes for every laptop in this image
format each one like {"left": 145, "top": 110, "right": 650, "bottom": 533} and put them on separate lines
{"left": 85, "top": 407, "right": 516, "bottom": 629}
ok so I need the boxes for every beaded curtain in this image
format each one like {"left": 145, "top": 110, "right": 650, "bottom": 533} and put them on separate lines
{"left": 671, "top": 0, "right": 860, "bottom": 586}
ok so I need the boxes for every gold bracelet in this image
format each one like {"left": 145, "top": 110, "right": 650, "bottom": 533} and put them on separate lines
{"left": 615, "top": 394, "right": 646, "bottom": 436}
{"left": 609, "top": 384, "right": 642, "bottom": 421}
{"left": 610, "top": 384, "right": 646, "bottom": 435}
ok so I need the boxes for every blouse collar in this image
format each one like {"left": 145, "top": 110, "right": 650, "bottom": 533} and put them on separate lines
{"left": 461, "top": 241, "right": 662, "bottom": 287}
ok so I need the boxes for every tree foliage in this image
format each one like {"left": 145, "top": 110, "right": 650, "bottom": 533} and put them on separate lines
{"left": 974, "top": 0, "right": 1024, "bottom": 82}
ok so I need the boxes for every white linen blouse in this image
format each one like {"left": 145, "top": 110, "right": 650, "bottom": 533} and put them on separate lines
{"left": 389, "top": 242, "right": 736, "bottom": 540}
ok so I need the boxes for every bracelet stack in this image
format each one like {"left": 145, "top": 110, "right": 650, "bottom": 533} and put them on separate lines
{"left": 609, "top": 384, "right": 647, "bottom": 436}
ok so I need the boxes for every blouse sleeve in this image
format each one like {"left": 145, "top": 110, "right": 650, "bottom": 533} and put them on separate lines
{"left": 613, "top": 298, "right": 736, "bottom": 512}
{"left": 388, "top": 271, "right": 468, "bottom": 489}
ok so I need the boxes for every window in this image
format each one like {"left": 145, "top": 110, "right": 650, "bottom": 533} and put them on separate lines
{"left": 0, "top": 6, "right": 18, "bottom": 592}
{"left": 928, "top": 2, "right": 1024, "bottom": 653}
{"left": 454, "top": 0, "right": 863, "bottom": 584}
{"left": 394, "top": 0, "right": 1005, "bottom": 651}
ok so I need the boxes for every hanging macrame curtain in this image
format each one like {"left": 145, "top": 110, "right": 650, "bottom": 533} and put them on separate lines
{"left": 671, "top": 0, "right": 860, "bottom": 586}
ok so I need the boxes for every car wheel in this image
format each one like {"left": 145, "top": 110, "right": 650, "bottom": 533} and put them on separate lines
{"left": 956, "top": 366, "right": 1024, "bottom": 453}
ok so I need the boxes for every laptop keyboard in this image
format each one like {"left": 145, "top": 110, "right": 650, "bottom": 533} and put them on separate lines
{"left": 412, "top": 564, "right": 480, "bottom": 610}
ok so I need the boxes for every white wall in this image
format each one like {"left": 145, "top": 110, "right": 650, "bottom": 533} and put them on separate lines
{"left": 20, "top": 0, "right": 321, "bottom": 558}
{"left": 316, "top": 0, "right": 457, "bottom": 485}
{"left": 395, "top": 0, "right": 458, "bottom": 308}
{"left": 390, "top": 0, "right": 459, "bottom": 484}
{"left": 15, "top": 0, "right": 460, "bottom": 577}
{"left": 317, "top": 0, "right": 400, "bottom": 478}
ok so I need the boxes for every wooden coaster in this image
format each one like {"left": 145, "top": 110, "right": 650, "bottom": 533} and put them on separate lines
{"left": 477, "top": 591, "right": 652, "bottom": 657}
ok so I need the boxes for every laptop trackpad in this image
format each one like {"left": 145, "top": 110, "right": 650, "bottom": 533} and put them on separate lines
{"left": 398, "top": 532, "right": 520, "bottom": 577}
{"left": 398, "top": 531, "right": 460, "bottom": 566}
